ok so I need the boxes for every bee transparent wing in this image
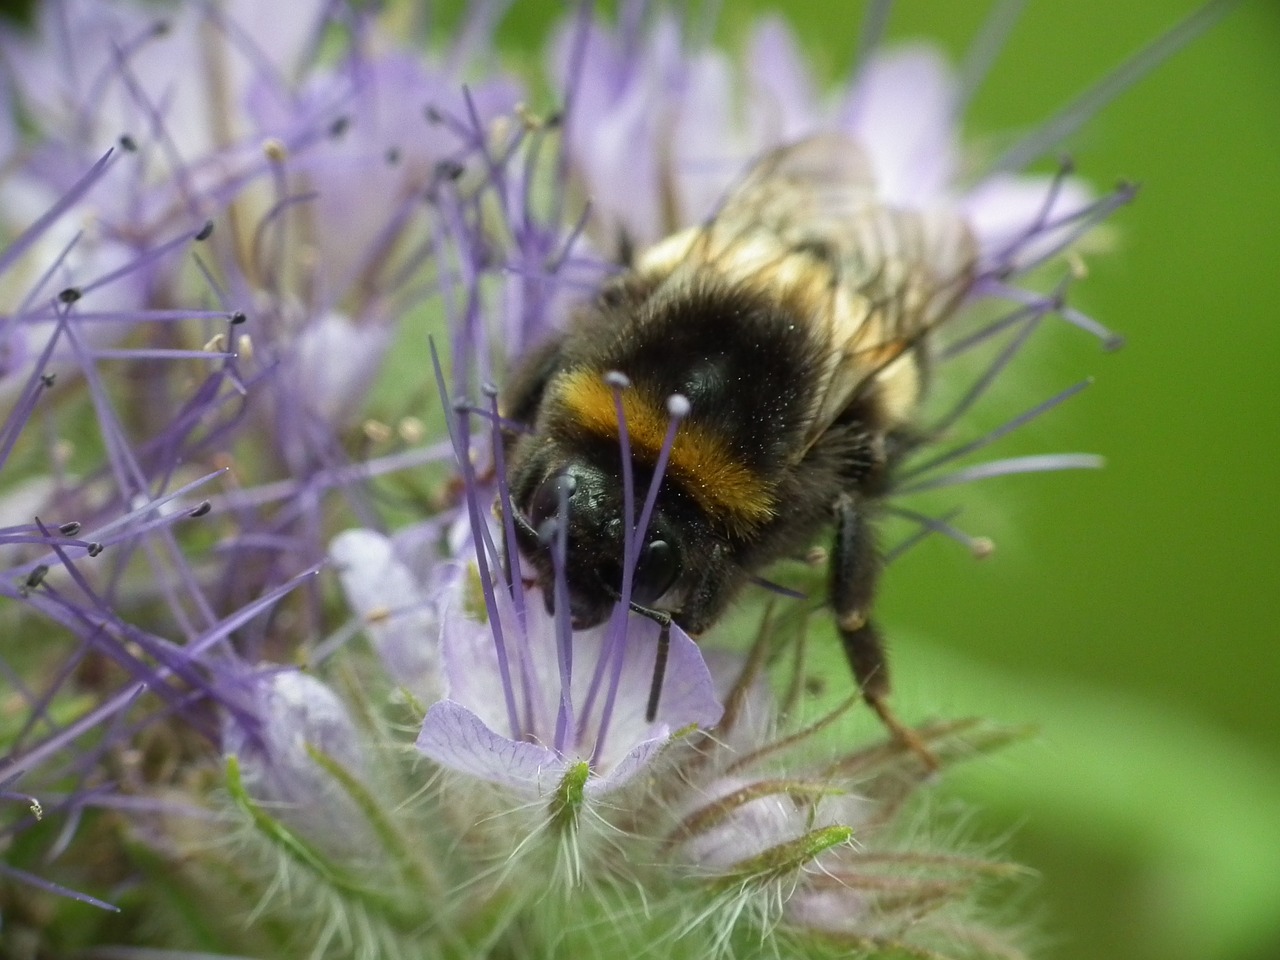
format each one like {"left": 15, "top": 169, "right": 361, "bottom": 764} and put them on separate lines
{"left": 710, "top": 133, "right": 880, "bottom": 247}
{"left": 691, "top": 135, "right": 977, "bottom": 455}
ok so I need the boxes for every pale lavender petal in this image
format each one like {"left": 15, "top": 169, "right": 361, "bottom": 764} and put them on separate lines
{"left": 0, "top": 189, "right": 151, "bottom": 403}
{"left": 784, "top": 885, "right": 873, "bottom": 932}
{"left": 417, "top": 699, "right": 567, "bottom": 796}
{"left": 676, "top": 778, "right": 873, "bottom": 871}
{"left": 553, "top": 14, "right": 676, "bottom": 245}
{"left": 0, "top": 0, "right": 325, "bottom": 159}
{"left": 292, "top": 311, "right": 393, "bottom": 425}
{"left": 573, "top": 75, "right": 665, "bottom": 245}
{"left": 246, "top": 54, "right": 520, "bottom": 288}
{"left": 222, "top": 669, "right": 373, "bottom": 854}
{"left": 582, "top": 615, "right": 722, "bottom": 770}
{"left": 223, "top": 0, "right": 331, "bottom": 79}
{"left": 962, "top": 172, "right": 1095, "bottom": 267}
{"left": 582, "top": 737, "right": 667, "bottom": 797}
{"left": 438, "top": 598, "right": 526, "bottom": 738}
{"left": 745, "top": 17, "right": 824, "bottom": 145}
{"left": 840, "top": 46, "right": 959, "bottom": 205}
{"left": 330, "top": 528, "right": 445, "bottom": 701}
{"left": 432, "top": 570, "right": 722, "bottom": 793}
{"left": 676, "top": 778, "right": 801, "bottom": 870}
{"left": 670, "top": 48, "right": 741, "bottom": 226}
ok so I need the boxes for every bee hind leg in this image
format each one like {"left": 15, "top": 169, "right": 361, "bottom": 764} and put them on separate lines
{"left": 832, "top": 494, "right": 938, "bottom": 772}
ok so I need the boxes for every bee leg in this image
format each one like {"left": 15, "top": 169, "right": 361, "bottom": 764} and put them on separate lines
{"left": 616, "top": 599, "right": 672, "bottom": 723}
{"left": 832, "top": 494, "right": 938, "bottom": 772}
{"left": 646, "top": 616, "right": 672, "bottom": 723}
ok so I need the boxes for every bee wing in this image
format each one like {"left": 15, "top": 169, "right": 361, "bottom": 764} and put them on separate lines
{"left": 679, "top": 134, "right": 977, "bottom": 456}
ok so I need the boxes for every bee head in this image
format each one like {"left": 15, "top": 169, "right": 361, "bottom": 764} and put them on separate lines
{"left": 515, "top": 461, "right": 683, "bottom": 628}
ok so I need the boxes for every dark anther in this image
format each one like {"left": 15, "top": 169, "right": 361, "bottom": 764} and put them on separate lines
{"left": 40, "top": 373, "right": 56, "bottom": 388}
{"left": 481, "top": 382, "right": 499, "bottom": 398}
{"left": 118, "top": 134, "right": 138, "bottom": 152}
{"left": 385, "top": 147, "right": 400, "bottom": 165}
{"left": 435, "top": 159, "right": 464, "bottom": 181}
{"left": 87, "top": 542, "right": 104, "bottom": 557}
{"left": 194, "top": 220, "right": 214, "bottom": 242}
{"left": 599, "top": 284, "right": 625, "bottom": 308}
{"left": 424, "top": 105, "right": 443, "bottom": 123}
{"left": 544, "top": 110, "right": 564, "bottom": 128}
{"left": 188, "top": 501, "right": 212, "bottom": 518}
{"left": 24, "top": 564, "right": 49, "bottom": 590}
{"left": 150, "top": 19, "right": 171, "bottom": 37}
{"left": 58, "top": 521, "right": 82, "bottom": 536}
{"left": 328, "top": 116, "right": 350, "bottom": 138}
{"left": 58, "top": 288, "right": 82, "bottom": 304}
{"left": 229, "top": 310, "right": 247, "bottom": 325}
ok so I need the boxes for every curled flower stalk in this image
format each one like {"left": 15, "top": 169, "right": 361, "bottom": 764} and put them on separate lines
{"left": 0, "top": 1, "right": 1236, "bottom": 958}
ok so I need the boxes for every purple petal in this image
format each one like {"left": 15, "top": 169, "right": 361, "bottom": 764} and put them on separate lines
{"left": 329, "top": 528, "right": 447, "bottom": 701}
{"left": 583, "top": 614, "right": 723, "bottom": 767}
{"left": 745, "top": 17, "right": 823, "bottom": 145}
{"left": 963, "top": 172, "right": 1096, "bottom": 267}
{"left": 417, "top": 698, "right": 567, "bottom": 796}
{"left": 291, "top": 311, "right": 393, "bottom": 425}
{"left": 222, "top": 668, "right": 373, "bottom": 854}
{"left": 671, "top": 48, "right": 761, "bottom": 227}
{"left": 785, "top": 885, "right": 873, "bottom": 932}
{"left": 840, "top": 46, "right": 959, "bottom": 205}
{"left": 428, "top": 575, "right": 723, "bottom": 795}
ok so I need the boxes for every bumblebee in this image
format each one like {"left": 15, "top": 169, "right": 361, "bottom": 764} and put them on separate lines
{"left": 501, "top": 134, "right": 976, "bottom": 764}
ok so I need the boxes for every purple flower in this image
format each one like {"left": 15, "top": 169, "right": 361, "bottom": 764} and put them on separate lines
{"left": 0, "top": 0, "right": 521, "bottom": 916}
{"left": 220, "top": 667, "right": 374, "bottom": 856}
{"left": 333, "top": 519, "right": 723, "bottom": 798}
{"left": 418, "top": 571, "right": 722, "bottom": 797}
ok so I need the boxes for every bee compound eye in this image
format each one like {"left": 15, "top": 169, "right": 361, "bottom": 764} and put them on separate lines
{"left": 528, "top": 471, "right": 578, "bottom": 529}
{"left": 632, "top": 538, "right": 679, "bottom": 606}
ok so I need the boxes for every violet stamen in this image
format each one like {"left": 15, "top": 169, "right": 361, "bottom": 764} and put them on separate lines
{"left": 550, "top": 465, "right": 575, "bottom": 754}
{"left": 430, "top": 341, "right": 521, "bottom": 740}
{"left": 577, "top": 371, "right": 635, "bottom": 753}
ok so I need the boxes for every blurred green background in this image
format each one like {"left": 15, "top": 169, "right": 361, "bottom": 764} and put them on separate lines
{"left": 493, "top": 3, "right": 1280, "bottom": 959}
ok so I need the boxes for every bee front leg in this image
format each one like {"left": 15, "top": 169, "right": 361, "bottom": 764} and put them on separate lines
{"left": 831, "top": 494, "right": 938, "bottom": 772}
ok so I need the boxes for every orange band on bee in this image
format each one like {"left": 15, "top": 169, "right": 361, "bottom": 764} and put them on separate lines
{"left": 555, "top": 370, "right": 776, "bottom": 529}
